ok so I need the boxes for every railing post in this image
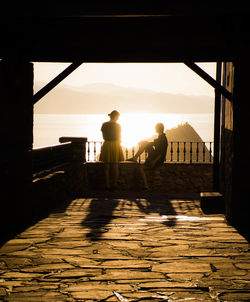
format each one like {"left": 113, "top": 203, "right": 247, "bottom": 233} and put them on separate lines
{"left": 177, "top": 142, "right": 180, "bottom": 162}
{"left": 94, "top": 141, "right": 97, "bottom": 161}
{"left": 183, "top": 142, "right": 186, "bottom": 162}
{"left": 190, "top": 142, "right": 193, "bottom": 163}
{"left": 87, "top": 142, "right": 90, "bottom": 161}
{"left": 132, "top": 147, "right": 135, "bottom": 158}
{"left": 203, "top": 142, "right": 206, "bottom": 162}
{"left": 196, "top": 142, "right": 199, "bottom": 162}
{"left": 170, "top": 142, "right": 173, "bottom": 162}
{"left": 209, "top": 142, "right": 212, "bottom": 163}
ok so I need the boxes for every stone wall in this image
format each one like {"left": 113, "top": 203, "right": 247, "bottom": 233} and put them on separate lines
{"left": 31, "top": 162, "right": 212, "bottom": 214}
{"left": 32, "top": 155, "right": 88, "bottom": 219}
{"left": 86, "top": 162, "right": 213, "bottom": 194}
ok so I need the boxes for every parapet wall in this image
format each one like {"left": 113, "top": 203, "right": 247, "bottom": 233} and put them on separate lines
{"left": 86, "top": 162, "right": 213, "bottom": 194}
{"left": 32, "top": 162, "right": 213, "bottom": 212}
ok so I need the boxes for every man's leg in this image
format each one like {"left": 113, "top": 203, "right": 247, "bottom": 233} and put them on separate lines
{"left": 139, "top": 165, "right": 149, "bottom": 189}
{"left": 129, "top": 141, "right": 150, "bottom": 161}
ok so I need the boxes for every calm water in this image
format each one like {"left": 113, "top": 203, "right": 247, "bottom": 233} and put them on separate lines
{"left": 33, "top": 113, "right": 214, "bottom": 149}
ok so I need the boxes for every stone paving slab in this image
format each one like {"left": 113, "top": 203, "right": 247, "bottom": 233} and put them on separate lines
{"left": 0, "top": 197, "right": 249, "bottom": 301}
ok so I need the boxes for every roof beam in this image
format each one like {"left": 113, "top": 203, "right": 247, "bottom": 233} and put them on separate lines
{"left": 33, "top": 61, "right": 83, "bottom": 104}
{"left": 184, "top": 61, "right": 232, "bottom": 101}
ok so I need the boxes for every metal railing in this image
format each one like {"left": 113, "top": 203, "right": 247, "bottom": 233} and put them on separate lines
{"left": 32, "top": 140, "right": 213, "bottom": 174}
{"left": 86, "top": 141, "right": 213, "bottom": 163}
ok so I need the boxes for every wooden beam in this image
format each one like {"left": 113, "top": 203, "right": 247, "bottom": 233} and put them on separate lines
{"left": 33, "top": 61, "right": 83, "bottom": 104}
{"left": 213, "top": 62, "right": 222, "bottom": 191}
{"left": 184, "top": 62, "right": 233, "bottom": 101}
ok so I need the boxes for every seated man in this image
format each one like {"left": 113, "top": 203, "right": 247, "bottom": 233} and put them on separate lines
{"left": 128, "top": 123, "right": 168, "bottom": 190}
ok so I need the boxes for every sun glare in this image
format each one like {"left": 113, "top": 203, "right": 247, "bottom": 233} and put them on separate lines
{"left": 119, "top": 113, "right": 180, "bottom": 148}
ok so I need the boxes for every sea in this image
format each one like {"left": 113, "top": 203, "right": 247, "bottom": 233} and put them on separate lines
{"left": 33, "top": 113, "right": 214, "bottom": 149}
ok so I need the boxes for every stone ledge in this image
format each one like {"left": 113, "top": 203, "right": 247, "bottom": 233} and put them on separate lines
{"left": 86, "top": 162, "right": 213, "bottom": 193}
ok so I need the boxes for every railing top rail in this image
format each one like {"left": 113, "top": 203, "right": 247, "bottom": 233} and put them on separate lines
{"left": 87, "top": 140, "right": 213, "bottom": 143}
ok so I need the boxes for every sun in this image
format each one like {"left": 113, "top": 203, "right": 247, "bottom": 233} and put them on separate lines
{"left": 119, "top": 112, "right": 180, "bottom": 149}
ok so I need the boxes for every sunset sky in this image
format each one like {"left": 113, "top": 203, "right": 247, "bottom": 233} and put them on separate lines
{"left": 33, "top": 62, "right": 216, "bottom": 148}
{"left": 34, "top": 62, "right": 216, "bottom": 96}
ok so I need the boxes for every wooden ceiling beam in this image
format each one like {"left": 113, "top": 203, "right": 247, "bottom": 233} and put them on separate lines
{"left": 33, "top": 61, "right": 83, "bottom": 104}
{"left": 184, "top": 62, "right": 232, "bottom": 101}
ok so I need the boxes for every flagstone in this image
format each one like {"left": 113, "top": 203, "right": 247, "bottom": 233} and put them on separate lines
{"left": 62, "top": 256, "right": 101, "bottom": 267}
{"left": 219, "top": 291, "right": 250, "bottom": 300}
{"left": 47, "top": 268, "right": 102, "bottom": 278}
{"left": 70, "top": 290, "right": 114, "bottom": 299}
{"left": 65, "top": 283, "right": 132, "bottom": 292}
{"left": 20, "top": 263, "right": 74, "bottom": 273}
{"left": 235, "top": 263, "right": 250, "bottom": 270}
{"left": 152, "top": 262, "right": 211, "bottom": 273}
{"left": 137, "top": 280, "right": 194, "bottom": 289}
{"left": 4, "top": 291, "right": 67, "bottom": 301}
{"left": 90, "top": 270, "right": 164, "bottom": 281}
{"left": 1, "top": 272, "right": 44, "bottom": 279}
{"left": 167, "top": 273, "right": 205, "bottom": 281}
{"left": 100, "top": 259, "right": 152, "bottom": 269}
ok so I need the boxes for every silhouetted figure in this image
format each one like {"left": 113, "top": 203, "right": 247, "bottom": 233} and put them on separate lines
{"left": 128, "top": 123, "right": 168, "bottom": 190}
{"left": 100, "top": 110, "right": 124, "bottom": 190}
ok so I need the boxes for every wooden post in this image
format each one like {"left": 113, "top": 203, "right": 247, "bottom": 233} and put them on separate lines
{"left": 230, "top": 60, "right": 250, "bottom": 237}
{"left": 213, "top": 62, "right": 222, "bottom": 191}
{"left": 0, "top": 60, "right": 33, "bottom": 242}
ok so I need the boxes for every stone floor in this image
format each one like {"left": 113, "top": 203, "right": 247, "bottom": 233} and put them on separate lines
{"left": 0, "top": 194, "right": 249, "bottom": 301}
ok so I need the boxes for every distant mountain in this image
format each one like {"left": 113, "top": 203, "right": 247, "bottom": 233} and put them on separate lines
{"left": 166, "top": 122, "right": 203, "bottom": 142}
{"left": 166, "top": 123, "right": 212, "bottom": 162}
{"left": 34, "top": 82, "right": 214, "bottom": 114}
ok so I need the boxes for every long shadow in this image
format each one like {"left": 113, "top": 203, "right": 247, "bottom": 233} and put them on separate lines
{"left": 134, "top": 197, "right": 177, "bottom": 227}
{"left": 81, "top": 195, "right": 178, "bottom": 242}
{"left": 81, "top": 198, "right": 119, "bottom": 241}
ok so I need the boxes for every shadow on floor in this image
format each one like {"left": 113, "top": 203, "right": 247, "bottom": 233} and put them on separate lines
{"left": 81, "top": 196, "right": 178, "bottom": 241}
{"left": 133, "top": 197, "right": 177, "bottom": 227}
{"left": 81, "top": 198, "right": 120, "bottom": 241}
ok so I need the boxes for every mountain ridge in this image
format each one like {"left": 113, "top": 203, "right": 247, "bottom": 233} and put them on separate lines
{"left": 34, "top": 82, "right": 214, "bottom": 114}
